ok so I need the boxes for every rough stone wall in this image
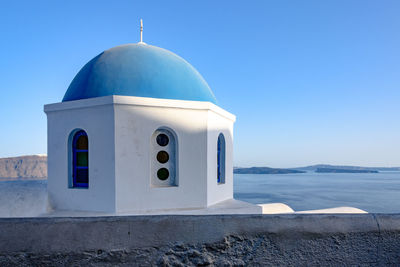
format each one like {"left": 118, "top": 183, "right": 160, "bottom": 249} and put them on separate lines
{"left": 0, "top": 214, "right": 399, "bottom": 266}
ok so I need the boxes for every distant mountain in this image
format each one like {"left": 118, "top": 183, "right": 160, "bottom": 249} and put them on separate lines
{"left": 293, "top": 164, "right": 400, "bottom": 172}
{"left": 315, "top": 168, "right": 378, "bottom": 173}
{"left": 234, "top": 167, "right": 305, "bottom": 174}
{"left": 0, "top": 155, "right": 47, "bottom": 180}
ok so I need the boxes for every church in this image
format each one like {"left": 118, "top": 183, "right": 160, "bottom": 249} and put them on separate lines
{"left": 43, "top": 22, "right": 367, "bottom": 216}
{"left": 44, "top": 23, "right": 263, "bottom": 215}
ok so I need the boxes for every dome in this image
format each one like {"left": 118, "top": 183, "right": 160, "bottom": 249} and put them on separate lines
{"left": 62, "top": 43, "right": 217, "bottom": 104}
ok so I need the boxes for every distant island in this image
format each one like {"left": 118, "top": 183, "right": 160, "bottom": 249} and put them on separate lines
{"left": 0, "top": 155, "right": 399, "bottom": 179}
{"left": 293, "top": 164, "right": 400, "bottom": 172}
{"left": 0, "top": 155, "right": 47, "bottom": 181}
{"left": 234, "top": 164, "right": 400, "bottom": 175}
{"left": 315, "top": 168, "right": 378, "bottom": 173}
{"left": 234, "top": 167, "right": 305, "bottom": 174}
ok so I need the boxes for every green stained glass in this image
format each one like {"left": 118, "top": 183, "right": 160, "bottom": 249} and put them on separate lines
{"left": 77, "top": 152, "right": 88, "bottom": 166}
{"left": 157, "top": 168, "right": 169, "bottom": 181}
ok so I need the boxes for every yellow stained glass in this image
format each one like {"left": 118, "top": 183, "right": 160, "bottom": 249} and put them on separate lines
{"left": 76, "top": 135, "right": 88, "bottom": 150}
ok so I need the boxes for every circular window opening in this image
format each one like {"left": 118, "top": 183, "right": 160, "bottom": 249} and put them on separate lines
{"left": 157, "top": 168, "right": 169, "bottom": 181}
{"left": 156, "top": 134, "right": 169, "bottom": 146}
{"left": 157, "top": 151, "right": 169, "bottom": 164}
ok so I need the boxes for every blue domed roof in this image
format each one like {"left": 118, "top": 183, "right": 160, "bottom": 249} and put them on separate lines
{"left": 63, "top": 43, "right": 217, "bottom": 104}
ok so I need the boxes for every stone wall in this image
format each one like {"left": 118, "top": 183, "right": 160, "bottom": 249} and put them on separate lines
{"left": 0, "top": 214, "right": 399, "bottom": 266}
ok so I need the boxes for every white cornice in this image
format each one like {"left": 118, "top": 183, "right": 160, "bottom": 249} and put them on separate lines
{"left": 44, "top": 95, "right": 236, "bottom": 122}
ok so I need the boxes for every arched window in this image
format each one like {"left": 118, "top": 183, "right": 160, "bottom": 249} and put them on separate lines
{"left": 72, "top": 130, "right": 89, "bottom": 188}
{"left": 151, "top": 128, "right": 178, "bottom": 187}
{"left": 217, "top": 133, "right": 226, "bottom": 184}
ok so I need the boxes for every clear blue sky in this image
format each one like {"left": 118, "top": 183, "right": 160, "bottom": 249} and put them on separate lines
{"left": 1, "top": 0, "right": 399, "bottom": 167}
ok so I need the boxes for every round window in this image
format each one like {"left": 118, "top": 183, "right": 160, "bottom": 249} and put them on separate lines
{"left": 157, "top": 168, "right": 169, "bottom": 181}
{"left": 157, "top": 151, "right": 169, "bottom": 164}
{"left": 156, "top": 133, "right": 169, "bottom": 146}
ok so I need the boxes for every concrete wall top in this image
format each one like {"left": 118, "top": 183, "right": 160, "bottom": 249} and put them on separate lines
{"left": 0, "top": 214, "right": 399, "bottom": 254}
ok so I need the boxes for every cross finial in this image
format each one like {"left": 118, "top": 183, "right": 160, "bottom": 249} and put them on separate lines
{"left": 140, "top": 19, "right": 143, "bottom": 43}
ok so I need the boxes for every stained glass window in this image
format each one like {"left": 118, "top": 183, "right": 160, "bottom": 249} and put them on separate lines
{"left": 217, "top": 134, "right": 226, "bottom": 184}
{"left": 151, "top": 129, "right": 177, "bottom": 187}
{"left": 72, "top": 130, "right": 89, "bottom": 188}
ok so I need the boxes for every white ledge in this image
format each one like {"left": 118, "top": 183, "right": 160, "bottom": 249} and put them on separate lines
{"left": 44, "top": 95, "right": 236, "bottom": 122}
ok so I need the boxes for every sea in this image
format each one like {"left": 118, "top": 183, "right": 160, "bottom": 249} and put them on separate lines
{"left": 234, "top": 171, "right": 400, "bottom": 213}
{"left": 1, "top": 171, "right": 400, "bottom": 217}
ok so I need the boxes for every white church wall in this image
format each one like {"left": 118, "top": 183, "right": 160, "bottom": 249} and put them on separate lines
{"left": 113, "top": 96, "right": 210, "bottom": 212}
{"left": 45, "top": 98, "right": 116, "bottom": 213}
{"left": 206, "top": 110, "right": 235, "bottom": 206}
{"left": 45, "top": 95, "right": 236, "bottom": 214}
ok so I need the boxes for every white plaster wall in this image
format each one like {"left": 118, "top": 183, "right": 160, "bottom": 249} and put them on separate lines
{"left": 45, "top": 95, "right": 236, "bottom": 214}
{"left": 206, "top": 110, "right": 235, "bottom": 206}
{"left": 114, "top": 103, "right": 209, "bottom": 212}
{"left": 45, "top": 101, "right": 116, "bottom": 213}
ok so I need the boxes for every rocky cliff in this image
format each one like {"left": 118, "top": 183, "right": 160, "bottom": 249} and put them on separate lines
{"left": 0, "top": 155, "right": 47, "bottom": 179}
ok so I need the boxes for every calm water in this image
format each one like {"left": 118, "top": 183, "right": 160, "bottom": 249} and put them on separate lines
{"left": 1, "top": 172, "right": 400, "bottom": 217}
{"left": 234, "top": 172, "right": 400, "bottom": 213}
{"left": 0, "top": 180, "right": 47, "bottom": 217}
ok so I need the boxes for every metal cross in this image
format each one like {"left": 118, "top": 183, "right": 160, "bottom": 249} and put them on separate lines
{"left": 140, "top": 19, "right": 143, "bottom": 43}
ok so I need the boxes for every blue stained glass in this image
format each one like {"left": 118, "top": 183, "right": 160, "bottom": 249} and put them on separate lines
{"left": 217, "top": 133, "right": 226, "bottom": 184}
{"left": 72, "top": 130, "right": 89, "bottom": 188}
{"left": 217, "top": 138, "right": 221, "bottom": 183}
